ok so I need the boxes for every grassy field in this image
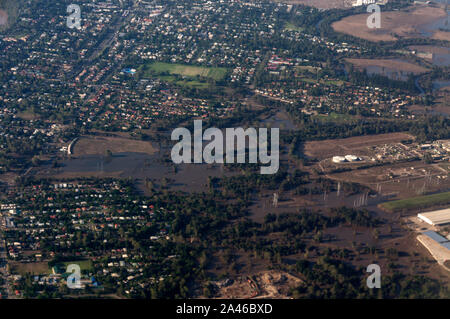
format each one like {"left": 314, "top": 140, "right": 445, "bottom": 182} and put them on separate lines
{"left": 379, "top": 191, "right": 450, "bottom": 212}
{"left": 159, "top": 75, "right": 210, "bottom": 89}
{"left": 323, "top": 79, "right": 344, "bottom": 86}
{"left": 314, "top": 112, "right": 354, "bottom": 123}
{"left": 296, "top": 65, "right": 321, "bottom": 73}
{"left": 17, "top": 108, "right": 40, "bottom": 120}
{"left": 61, "top": 260, "right": 94, "bottom": 272}
{"left": 284, "top": 22, "right": 303, "bottom": 32}
{"left": 299, "top": 78, "right": 317, "bottom": 83}
{"left": 73, "top": 135, "right": 158, "bottom": 156}
{"left": 298, "top": 77, "right": 345, "bottom": 88}
{"left": 10, "top": 262, "right": 50, "bottom": 275}
{"left": 10, "top": 259, "right": 94, "bottom": 275}
{"left": 142, "top": 62, "right": 228, "bottom": 81}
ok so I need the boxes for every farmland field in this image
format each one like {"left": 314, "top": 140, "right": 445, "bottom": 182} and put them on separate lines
{"left": 379, "top": 191, "right": 450, "bottom": 212}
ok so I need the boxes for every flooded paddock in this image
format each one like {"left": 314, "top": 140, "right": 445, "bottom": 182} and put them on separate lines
{"left": 45, "top": 151, "right": 238, "bottom": 194}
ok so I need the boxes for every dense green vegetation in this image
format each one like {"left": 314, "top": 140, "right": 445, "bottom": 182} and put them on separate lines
{"left": 285, "top": 107, "right": 450, "bottom": 143}
{"left": 292, "top": 257, "right": 448, "bottom": 298}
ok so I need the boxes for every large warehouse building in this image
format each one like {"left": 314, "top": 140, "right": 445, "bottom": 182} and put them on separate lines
{"left": 418, "top": 208, "right": 450, "bottom": 226}
{"left": 422, "top": 230, "right": 450, "bottom": 252}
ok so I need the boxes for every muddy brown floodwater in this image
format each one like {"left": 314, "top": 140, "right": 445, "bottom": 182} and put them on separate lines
{"left": 249, "top": 189, "right": 392, "bottom": 223}
{"left": 41, "top": 150, "right": 238, "bottom": 194}
{"left": 262, "top": 110, "right": 297, "bottom": 130}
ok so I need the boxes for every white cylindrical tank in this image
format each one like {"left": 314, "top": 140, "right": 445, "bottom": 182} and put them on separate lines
{"left": 345, "top": 155, "right": 360, "bottom": 162}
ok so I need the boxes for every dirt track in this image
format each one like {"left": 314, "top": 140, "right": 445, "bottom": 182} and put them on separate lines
{"left": 215, "top": 270, "right": 303, "bottom": 299}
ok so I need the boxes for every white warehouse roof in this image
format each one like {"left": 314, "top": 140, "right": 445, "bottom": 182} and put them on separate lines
{"left": 345, "top": 155, "right": 360, "bottom": 162}
{"left": 418, "top": 208, "right": 450, "bottom": 226}
{"left": 332, "top": 156, "right": 347, "bottom": 163}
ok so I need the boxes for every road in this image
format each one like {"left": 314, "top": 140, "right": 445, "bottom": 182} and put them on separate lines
{"left": 87, "top": 0, "right": 140, "bottom": 63}
{"left": 83, "top": 0, "right": 141, "bottom": 101}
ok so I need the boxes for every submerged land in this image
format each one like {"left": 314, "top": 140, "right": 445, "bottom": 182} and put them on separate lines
{"left": 0, "top": 0, "right": 449, "bottom": 299}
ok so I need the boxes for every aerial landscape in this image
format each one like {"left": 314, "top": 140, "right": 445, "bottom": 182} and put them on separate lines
{"left": 0, "top": 0, "right": 449, "bottom": 303}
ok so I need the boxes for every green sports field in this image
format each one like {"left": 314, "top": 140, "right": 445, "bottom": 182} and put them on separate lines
{"left": 379, "top": 191, "right": 450, "bottom": 212}
{"left": 61, "top": 260, "right": 94, "bottom": 272}
{"left": 142, "top": 62, "right": 228, "bottom": 81}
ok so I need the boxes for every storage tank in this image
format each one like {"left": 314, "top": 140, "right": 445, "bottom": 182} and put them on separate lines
{"left": 332, "top": 156, "right": 347, "bottom": 163}
{"left": 345, "top": 155, "right": 360, "bottom": 162}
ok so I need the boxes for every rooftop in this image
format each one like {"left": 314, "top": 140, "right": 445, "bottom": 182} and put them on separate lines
{"left": 418, "top": 208, "right": 450, "bottom": 226}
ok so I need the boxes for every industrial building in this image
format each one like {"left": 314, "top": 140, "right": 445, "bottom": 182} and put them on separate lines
{"left": 332, "top": 156, "right": 347, "bottom": 163}
{"left": 352, "top": 0, "right": 376, "bottom": 7}
{"left": 422, "top": 230, "right": 450, "bottom": 252}
{"left": 345, "top": 155, "right": 361, "bottom": 162}
{"left": 422, "top": 230, "right": 448, "bottom": 243}
{"left": 332, "top": 155, "right": 361, "bottom": 163}
{"left": 352, "top": 0, "right": 387, "bottom": 6}
{"left": 418, "top": 208, "right": 450, "bottom": 226}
